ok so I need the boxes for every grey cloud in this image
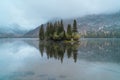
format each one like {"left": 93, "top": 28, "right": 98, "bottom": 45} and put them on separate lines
{"left": 0, "top": 0, "right": 120, "bottom": 30}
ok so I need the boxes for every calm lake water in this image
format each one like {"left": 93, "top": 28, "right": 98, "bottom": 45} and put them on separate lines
{"left": 0, "top": 38, "right": 120, "bottom": 80}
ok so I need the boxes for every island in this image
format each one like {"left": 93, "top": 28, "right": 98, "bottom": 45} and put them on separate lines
{"left": 39, "top": 19, "right": 80, "bottom": 41}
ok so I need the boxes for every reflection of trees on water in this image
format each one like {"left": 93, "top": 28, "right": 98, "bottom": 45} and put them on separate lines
{"left": 39, "top": 42, "right": 44, "bottom": 57}
{"left": 38, "top": 39, "right": 120, "bottom": 63}
{"left": 39, "top": 41, "right": 80, "bottom": 63}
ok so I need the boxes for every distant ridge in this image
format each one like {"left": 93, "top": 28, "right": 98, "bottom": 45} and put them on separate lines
{"left": 23, "top": 12, "right": 120, "bottom": 38}
{"left": 0, "top": 24, "right": 28, "bottom": 38}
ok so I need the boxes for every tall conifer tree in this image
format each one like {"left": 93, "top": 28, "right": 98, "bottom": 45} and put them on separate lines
{"left": 67, "top": 24, "right": 72, "bottom": 35}
{"left": 73, "top": 19, "right": 78, "bottom": 32}
{"left": 39, "top": 24, "right": 44, "bottom": 40}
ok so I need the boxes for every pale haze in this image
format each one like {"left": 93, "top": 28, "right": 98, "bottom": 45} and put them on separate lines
{"left": 0, "top": 0, "right": 120, "bottom": 30}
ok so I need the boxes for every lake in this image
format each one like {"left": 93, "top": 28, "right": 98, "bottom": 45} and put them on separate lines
{"left": 0, "top": 38, "right": 120, "bottom": 80}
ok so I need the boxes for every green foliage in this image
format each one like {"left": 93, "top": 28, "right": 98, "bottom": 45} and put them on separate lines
{"left": 49, "top": 23, "right": 54, "bottom": 39}
{"left": 72, "top": 19, "right": 78, "bottom": 32}
{"left": 60, "top": 20, "right": 64, "bottom": 32}
{"left": 39, "top": 19, "right": 80, "bottom": 41}
{"left": 66, "top": 34, "right": 72, "bottom": 40}
{"left": 72, "top": 32, "right": 80, "bottom": 41}
{"left": 39, "top": 24, "right": 44, "bottom": 40}
{"left": 55, "top": 20, "right": 65, "bottom": 40}
{"left": 67, "top": 24, "right": 72, "bottom": 35}
{"left": 45, "top": 23, "right": 50, "bottom": 40}
{"left": 53, "top": 32, "right": 59, "bottom": 40}
{"left": 66, "top": 24, "right": 72, "bottom": 40}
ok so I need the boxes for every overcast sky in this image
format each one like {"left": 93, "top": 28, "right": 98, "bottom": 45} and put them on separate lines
{"left": 0, "top": 0, "right": 120, "bottom": 30}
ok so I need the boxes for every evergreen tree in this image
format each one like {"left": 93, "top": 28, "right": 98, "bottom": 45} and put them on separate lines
{"left": 53, "top": 21, "right": 59, "bottom": 40}
{"left": 49, "top": 22, "right": 54, "bottom": 39}
{"left": 66, "top": 24, "right": 72, "bottom": 40}
{"left": 57, "top": 21, "right": 61, "bottom": 35}
{"left": 46, "top": 23, "right": 50, "bottom": 40}
{"left": 60, "top": 20, "right": 64, "bottom": 32}
{"left": 39, "top": 24, "right": 44, "bottom": 40}
{"left": 72, "top": 19, "right": 80, "bottom": 41}
{"left": 39, "top": 19, "right": 80, "bottom": 41}
{"left": 54, "top": 21, "right": 58, "bottom": 31}
{"left": 67, "top": 24, "right": 72, "bottom": 35}
{"left": 72, "top": 19, "right": 78, "bottom": 32}
{"left": 53, "top": 20, "right": 65, "bottom": 40}
{"left": 59, "top": 20, "right": 65, "bottom": 39}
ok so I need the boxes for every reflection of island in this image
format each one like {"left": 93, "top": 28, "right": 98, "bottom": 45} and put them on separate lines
{"left": 39, "top": 41, "right": 80, "bottom": 63}
{"left": 24, "top": 38, "right": 120, "bottom": 63}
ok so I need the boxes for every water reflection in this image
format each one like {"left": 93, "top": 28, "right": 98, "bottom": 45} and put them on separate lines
{"left": 38, "top": 39, "right": 120, "bottom": 63}
{"left": 0, "top": 38, "right": 120, "bottom": 80}
{"left": 39, "top": 41, "right": 80, "bottom": 63}
{"left": 78, "top": 39, "right": 120, "bottom": 63}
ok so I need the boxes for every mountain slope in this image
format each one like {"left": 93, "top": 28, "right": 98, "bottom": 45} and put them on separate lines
{"left": 24, "top": 12, "right": 120, "bottom": 38}
{"left": 23, "top": 26, "right": 40, "bottom": 38}
{"left": 0, "top": 24, "right": 28, "bottom": 38}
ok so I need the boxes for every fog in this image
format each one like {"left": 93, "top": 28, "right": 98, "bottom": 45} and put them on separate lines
{"left": 0, "top": 0, "right": 120, "bottom": 30}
